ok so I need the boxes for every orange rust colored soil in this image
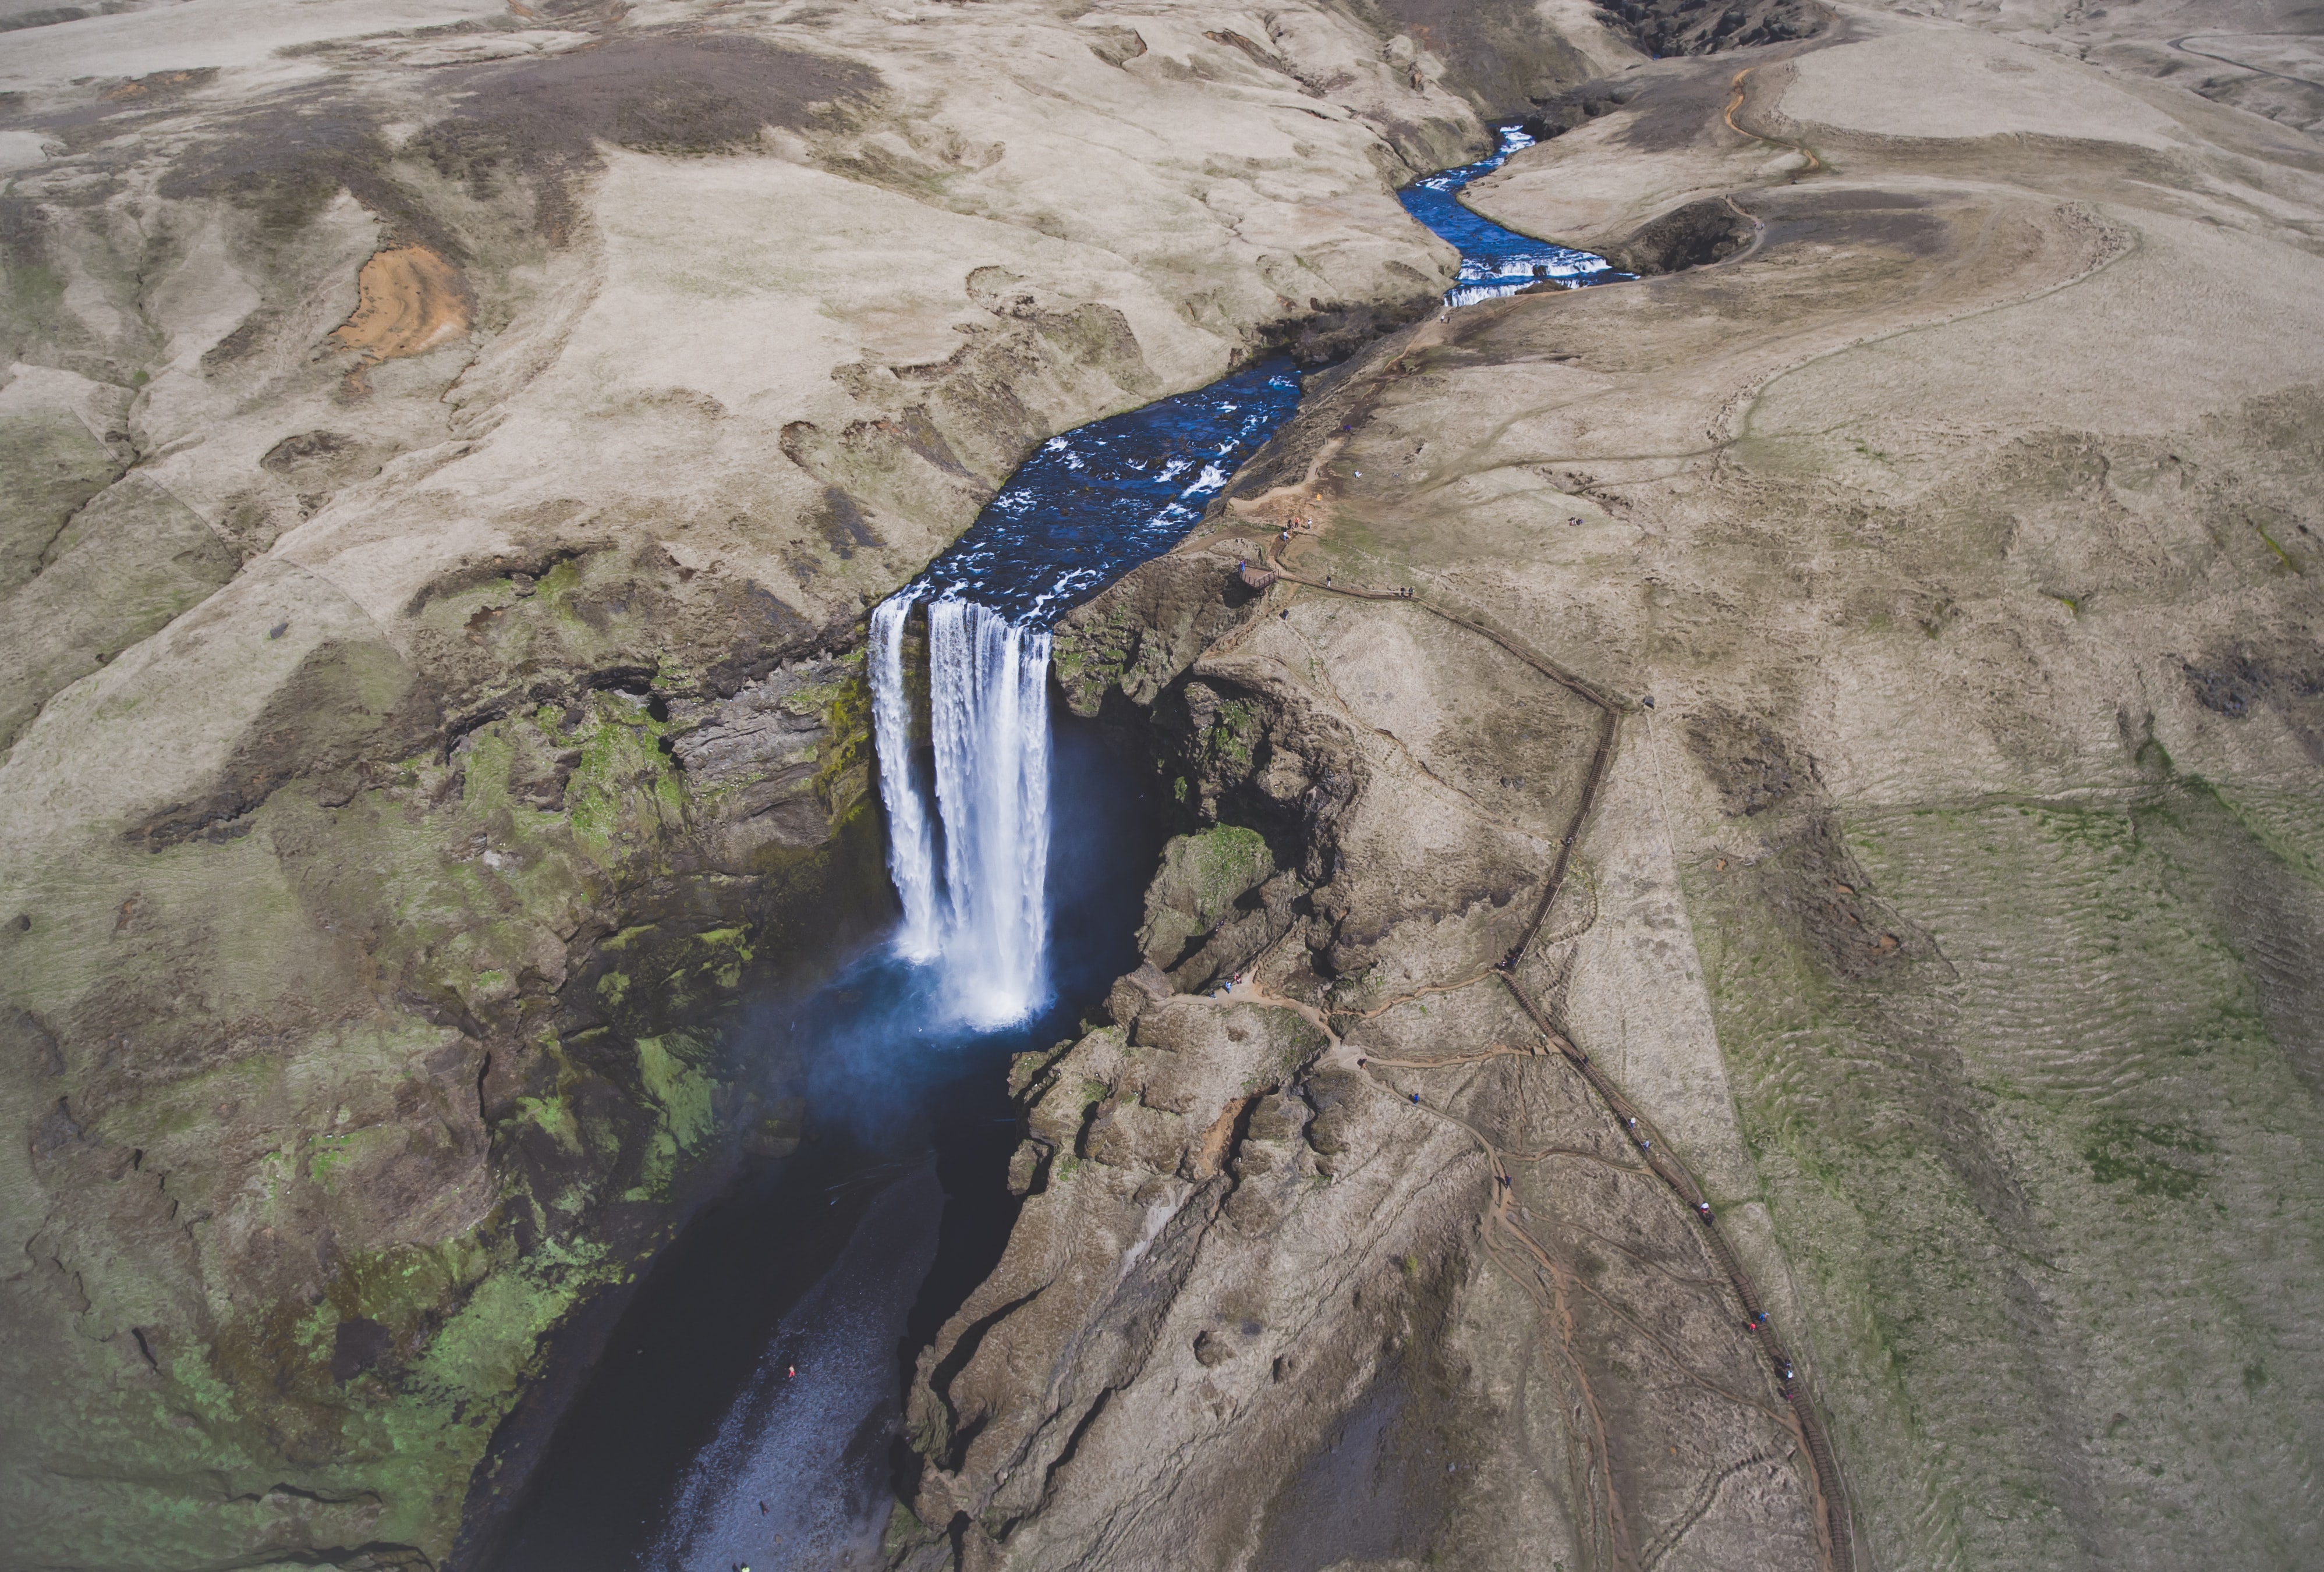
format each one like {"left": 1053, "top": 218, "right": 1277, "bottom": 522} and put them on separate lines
{"left": 330, "top": 246, "right": 474, "bottom": 365}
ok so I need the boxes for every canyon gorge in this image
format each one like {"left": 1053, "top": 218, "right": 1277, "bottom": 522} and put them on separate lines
{"left": 2, "top": 0, "right": 2321, "bottom": 1569}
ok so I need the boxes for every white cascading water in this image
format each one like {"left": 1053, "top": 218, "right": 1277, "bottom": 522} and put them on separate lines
{"left": 869, "top": 592, "right": 941, "bottom": 961}
{"left": 870, "top": 593, "right": 1053, "bottom": 1028}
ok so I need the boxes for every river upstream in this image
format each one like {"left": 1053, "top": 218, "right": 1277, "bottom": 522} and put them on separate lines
{"left": 490, "top": 125, "right": 1613, "bottom": 1572}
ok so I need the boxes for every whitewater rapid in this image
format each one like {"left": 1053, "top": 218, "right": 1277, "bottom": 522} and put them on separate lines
{"left": 1396, "top": 123, "right": 1622, "bottom": 305}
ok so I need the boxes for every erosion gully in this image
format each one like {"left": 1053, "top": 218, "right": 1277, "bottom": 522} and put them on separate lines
{"left": 489, "top": 124, "right": 1849, "bottom": 1572}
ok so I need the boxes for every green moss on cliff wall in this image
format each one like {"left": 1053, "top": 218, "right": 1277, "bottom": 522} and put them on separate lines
{"left": 1136, "top": 824, "right": 1276, "bottom": 971}
{"left": 0, "top": 648, "right": 888, "bottom": 1570}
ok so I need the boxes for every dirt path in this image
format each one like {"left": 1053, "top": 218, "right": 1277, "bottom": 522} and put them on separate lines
{"left": 1724, "top": 66, "right": 1823, "bottom": 176}
{"left": 2169, "top": 32, "right": 2324, "bottom": 94}
{"left": 1210, "top": 537, "right": 1858, "bottom": 1572}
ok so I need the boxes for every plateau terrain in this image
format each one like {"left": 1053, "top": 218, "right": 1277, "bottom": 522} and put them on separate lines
{"left": 0, "top": 0, "right": 2318, "bottom": 1569}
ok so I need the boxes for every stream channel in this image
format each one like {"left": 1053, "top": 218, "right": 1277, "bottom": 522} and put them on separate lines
{"left": 489, "top": 123, "right": 1614, "bottom": 1572}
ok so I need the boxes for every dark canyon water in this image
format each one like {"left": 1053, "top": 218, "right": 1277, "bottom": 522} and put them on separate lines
{"left": 491, "top": 721, "right": 1162, "bottom": 1572}
{"left": 489, "top": 123, "right": 1607, "bottom": 1571}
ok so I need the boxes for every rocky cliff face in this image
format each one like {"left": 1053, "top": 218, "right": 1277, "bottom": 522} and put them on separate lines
{"left": 899, "top": 6, "right": 2324, "bottom": 1568}
{"left": 0, "top": 1, "right": 1625, "bottom": 1565}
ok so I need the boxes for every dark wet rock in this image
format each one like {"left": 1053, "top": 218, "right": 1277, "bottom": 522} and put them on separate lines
{"left": 1603, "top": 193, "right": 1756, "bottom": 273}
{"left": 1593, "top": 0, "right": 1823, "bottom": 58}
{"left": 668, "top": 655, "right": 868, "bottom": 868}
{"left": 1682, "top": 705, "right": 1811, "bottom": 817}
{"left": 1522, "top": 80, "right": 1635, "bottom": 139}
{"left": 330, "top": 1316, "right": 396, "bottom": 1382}
{"left": 2181, "top": 639, "right": 2324, "bottom": 761}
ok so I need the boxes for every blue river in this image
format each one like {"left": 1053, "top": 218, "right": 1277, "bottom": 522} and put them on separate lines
{"left": 1399, "top": 124, "right": 1626, "bottom": 304}
{"left": 902, "top": 122, "right": 1616, "bottom": 626}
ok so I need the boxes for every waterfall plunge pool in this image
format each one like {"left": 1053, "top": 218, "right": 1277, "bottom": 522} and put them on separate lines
{"left": 489, "top": 714, "right": 1164, "bottom": 1572}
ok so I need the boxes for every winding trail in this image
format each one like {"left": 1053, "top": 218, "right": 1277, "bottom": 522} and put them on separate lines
{"left": 1724, "top": 65, "right": 1823, "bottom": 176}
{"left": 2168, "top": 33, "right": 2324, "bottom": 94}
{"left": 1213, "top": 527, "right": 1858, "bottom": 1572}
{"left": 1193, "top": 66, "right": 2160, "bottom": 1566}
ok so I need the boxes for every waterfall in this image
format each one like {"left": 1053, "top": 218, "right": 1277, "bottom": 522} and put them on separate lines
{"left": 869, "top": 594, "right": 1053, "bottom": 1028}
{"left": 869, "top": 592, "right": 941, "bottom": 961}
